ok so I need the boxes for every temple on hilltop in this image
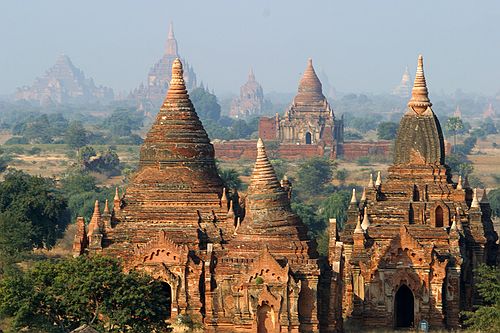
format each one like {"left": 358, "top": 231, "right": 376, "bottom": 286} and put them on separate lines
{"left": 259, "top": 59, "right": 344, "bottom": 158}
{"left": 392, "top": 66, "right": 412, "bottom": 99}
{"left": 230, "top": 69, "right": 267, "bottom": 118}
{"left": 334, "top": 55, "right": 498, "bottom": 329}
{"left": 130, "top": 22, "right": 197, "bottom": 109}
{"left": 74, "top": 59, "right": 342, "bottom": 332}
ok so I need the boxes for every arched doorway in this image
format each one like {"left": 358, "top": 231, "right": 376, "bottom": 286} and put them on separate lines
{"left": 435, "top": 206, "right": 444, "bottom": 227}
{"left": 395, "top": 284, "right": 414, "bottom": 328}
{"left": 161, "top": 282, "right": 172, "bottom": 319}
{"left": 305, "top": 132, "right": 312, "bottom": 144}
{"left": 257, "top": 303, "right": 275, "bottom": 333}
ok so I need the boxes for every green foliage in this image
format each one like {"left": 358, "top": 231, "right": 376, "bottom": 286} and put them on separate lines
{"left": 377, "top": 121, "right": 398, "bottom": 140}
{"left": 103, "top": 108, "right": 143, "bottom": 137}
{"left": 446, "top": 152, "right": 474, "bottom": 177}
{"left": 489, "top": 188, "right": 500, "bottom": 218}
{"left": 480, "top": 117, "right": 498, "bottom": 135}
{"left": 4, "top": 136, "right": 29, "bottom": 145}
{"left": 344, "top": 130, "right": 363, "bottom": 140}
{"left": 336, "top": 168, "right": 349, "bottom": 185}
{"left": 60, "top": 171, "right": 115, "bottom": 221}
{"left": 64, "top": 121, "right": 88, "bottom": 149}
{"left": 291, "top": 202, "right": 325, "bottom": 237}
{"left": 356, "top": 156, "right": 370, "bottom": 166}
{"left": 319, "top": 190, "right": 351, "bottom": 229}
{"left": 190, "top": 87, "right": 221, "bottom": 121}
{"left": 0, "top": 149, "right": 12, "bottom": 173}
{"left": 446, "top": 116, "right": 464, "bottom": 149}
{"left": 255, "top": 276, "right": 264, "bottom": 285}
{"left": 0, "top": 256, "right": 170, "bottom": 333}
{"left": 0, "top": 170, "right": 69, "bottom": 254}
{"left": 12, "top": 113, "right": 69, "bottom": 144}
{"left": 463, "top": 264, "right": 500, "bottom": 333}
{"left": 78, "top": 147, "right": 121, "bottom": 176}
{"left": 295, "top": 158, "right": 334, "bottom": 197}
{"left": 219, "top": 168, "right": 242, "bottom": 190}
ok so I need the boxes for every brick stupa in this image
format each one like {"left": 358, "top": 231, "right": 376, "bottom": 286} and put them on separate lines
{"left": 335, "top": 55, "right": 498, "bottom": 330}
{"left": 74, "top": 59, "right": 341, "bottom": 332}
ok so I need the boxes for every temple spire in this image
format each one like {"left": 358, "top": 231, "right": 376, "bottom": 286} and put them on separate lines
{"left": 248, "top": 138, "right": 282, "bottom": 194}
{"left": 350, "top": 188, "right": 357, "bottom": 204}
{"left": 408, "top": 55, "right": 432, "bottom": 114}
{"left": 295, "top": 58, "right": 324, "bottom": 104}
{"left": 249, "top": 68, "right": 255, "bottom": 81}
{"left": 165, "top": 21, "right": 179, "bottom": 56}
{"left": 87, "top": 200, "right": 101, "bottom": 236}
{"left": 166, "top": 58, "right": 188, "bottom": 100}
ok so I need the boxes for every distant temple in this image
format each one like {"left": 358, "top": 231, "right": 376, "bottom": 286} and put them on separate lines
{"left": 130, "top": 22, "right": 197, "bottom": 109}
{"left": 259, "top": 59, "right": 344, "bottom": 157}
{"left": 336, "top": 55, "right": 498, "bottom": 329}
{"left": 229, "top": 69, "right": 266, "bottom": 118}
{"left": 74, "top": 59, "right": 342, "bottom": 332}
{"left": 392, "top": 66, "right": 412, "bottom": 98}
{"left": 15, "top": 54, "right": 114, "bottom": 106}
{"left": 483, "top": 103, "right": 496, "bottom": 119}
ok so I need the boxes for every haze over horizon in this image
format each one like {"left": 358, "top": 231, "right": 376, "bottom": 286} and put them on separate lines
{"left": 1, "top": 0, "right": 499, "bottom": 97}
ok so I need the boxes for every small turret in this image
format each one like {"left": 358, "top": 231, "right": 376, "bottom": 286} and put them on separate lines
{"left": 471, "top": 188, "right": 480, "bottom": 208}
{"left": 350, "top": 188, "right": 358, "bottom": 205}
{"left": 113, "top": 187, "right": 121, "bottom": 212}
{"left": 102, "top": 199, "right": 112, "bottom": 230}
{"left": 361, "top": 207, "right": 370, "bottom": 231}
{"left": 87, "top": 200, "right": 103, "bottom": 250}
{"left": 457, "top": 175, "right": 463, "bottom": 190}
{"left": 375, "top": 171, "right": 382, "bottom": 187}
{"left": 368, "top": 173, "right": 374, "bottom": 188}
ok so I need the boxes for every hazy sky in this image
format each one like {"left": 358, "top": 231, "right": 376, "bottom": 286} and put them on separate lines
{"left": 1, "top": 0, "right": 499, "bottom": 96}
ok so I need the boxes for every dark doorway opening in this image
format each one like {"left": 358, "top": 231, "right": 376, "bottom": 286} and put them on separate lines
{"left": 305, "top": 132, "right": 312, "bottom": 144}
{"left": 257, "top": 303, "right": 274, "bottom": 333}
{"left": 161, "top": 282, "right": 172, "bottom": 318}
{"left": 395, "top": 284, "right": 414, "bottom": 328}
{"left": 435, "top": 206, "right": 444, "bottom": 227}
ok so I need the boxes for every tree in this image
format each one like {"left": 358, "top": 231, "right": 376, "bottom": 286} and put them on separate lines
{"left": 481, "top": 117, "right": 498, "bottom": 135}
{"left": 0, "top": 256, "right": 170, "bottom": 333}
{"left": 446, "top": 116, "right": 464, "bottom": 151}
{"left": 60, "top": 171, "right": 115, "bottom": 221}
{"left": 190, "top": 87, "right": 221, "bottom": 121}
{"left": 64, "top": 121, "right": 88, "bottom": 149}
{"left": 0, "top": 148, "right": 12, "bottom": 173}
{"left": 377, "top": 122, "right": 398, "bottom": 140}
{"left": 0, "top": 170, "right": 69, "bottom": 253}
{"left": 336, "top": 168, "right": 349, "bottom": 186}
{"left": 486, "top": 188, "right": 500, "bottom": 218}
{"left": 319, "top": 190, "right": 351, "bottom": 229}
{"left": 219, "top": 168, "right": 242, "bottom": 190}
{"left": 103, "top": 108, "right": 143, "bottom": 137}
{"left": 463, "top": 264, "right": 500, "bottom": 332}
{"left": 291, "top": 202, "right": 325, "bottom": 236}
{"left": 295, "top": 158, "right": 334, "bottom": 196}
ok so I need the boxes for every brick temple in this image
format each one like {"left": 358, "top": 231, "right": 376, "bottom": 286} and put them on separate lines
{"left": 230, "top": 68, "right": 266, "bottom": 118}
{"left": 74, "top": 59, "right": 342, "bottom": 332}
{"left": 336, "top": 55, "right": 498, "bottom": 329}
{"left": 73, "top": 55, "right": 497, "bottom": 332}
{"left": 259, "top": 59, "right": 344, "bottom": 157}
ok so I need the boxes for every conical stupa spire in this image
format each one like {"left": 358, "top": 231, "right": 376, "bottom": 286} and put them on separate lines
{"left": 375, "top": 171, "right": 382, "bottom": 187}
{"left": 354, "top": 215, "right": 364, "bottom": 234}
{"left": 471, "top": 188, "right": 480, "bottom": 208}
{"left": 248, "top": 138, "right": 281, "bottom": 194}
{"left": 457, "top": 175, "right": 463, "bottom": 190}
{"left": 249, "top": 68, "right": 255, "bottom": 81}
{"left": 360, "top": 187, "right": 367, "bottom": 202}
{"left": 165, "top": 22, "right": 179, "bottom": 56}
{"left": 350, "top": 188, "right": 357, "bottom": 204}
{"left": 368, "top": 173, "right": 374, "bottom": 188}
{"left": 168, "top": 21, "right": 175, "bottom": 39}
{"left": 103, "top": 199, "right": 110, "bottom": 215}
{"left": 87, "top": 200, "right": 101, "bottom": 236}
{"left": 361, "top": 207, "right": 370, "bottom": 230}
{"left": 481, "top": 189, "right": 489, "bottom": 203}
{"left": 166, "top": 58, "right": 188, "bottom": 100}
{"left": 295, "top": 58, "right": 324, "bottom": 104}
{"left": 408, "top": 55, "right": 432, "bottom": 114}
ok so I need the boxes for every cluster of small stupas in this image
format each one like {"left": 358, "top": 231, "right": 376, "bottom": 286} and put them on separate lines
{"left": 336, "top": 55, "right": 498, "bottom": 329}
{"left": 73, "top": 59, "right": 342, "bottom": 332}
{"left": 74, "top": 54, "right": 497, "bottom": 332}
{"left": 259, "top": 59, "right": 344, "bottom": 157}
{"left": 130, "top": 22, "right": 197, "bottom": 109}
{"left": 230, "top": 69, "right": 266, "bottom": 118}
